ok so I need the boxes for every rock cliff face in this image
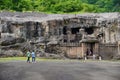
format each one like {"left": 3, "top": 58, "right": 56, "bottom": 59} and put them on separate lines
{"left": 0, "top": 12, "right": 120, "bottom": 59}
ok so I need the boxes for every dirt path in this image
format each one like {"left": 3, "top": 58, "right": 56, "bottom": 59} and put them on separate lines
{"left": 0, "top": 61, "right": 120, "bottom": 80}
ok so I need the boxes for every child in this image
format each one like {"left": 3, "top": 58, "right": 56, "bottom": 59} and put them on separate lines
{"left": 31, "top": 50, "right": 36, "bottom": 63}
{"left": 26, "top": 50, "right": 31, "bottom": 63}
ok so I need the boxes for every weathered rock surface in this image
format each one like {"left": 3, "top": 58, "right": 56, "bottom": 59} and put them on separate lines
{"left": 0, "top": 12, "right": 120, "bottom": 59}
{"left": 0, "top": 50, "right": 23, "bottom": 57}
{"left": 1, "top": 37, "right": 25, "bottom": 46}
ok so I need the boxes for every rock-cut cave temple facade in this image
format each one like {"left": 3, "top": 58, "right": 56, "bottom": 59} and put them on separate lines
{"left": 0, "top": 12, "right": 120, "bottom": 59}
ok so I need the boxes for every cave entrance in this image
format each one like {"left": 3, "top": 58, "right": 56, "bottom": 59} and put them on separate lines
{"left": 85, "top": 27, "right": 94, "bottom": 35}
{"left": 71, "top": 27, "right": 80, "bottom": 34}
{"left": 63, "top": 26, "right": 67, "bottom": 35}
{"left": 86, "top": 42, "right": 95, "bottom": 56}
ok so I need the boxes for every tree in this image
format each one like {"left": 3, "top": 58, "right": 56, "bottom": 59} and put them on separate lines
{"left": 0, "top": 0, "right": 119, "bottom": 13}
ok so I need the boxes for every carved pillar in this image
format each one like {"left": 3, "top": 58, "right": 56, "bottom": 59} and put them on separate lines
{"left": 59, "top": 27, "right": 63, "bottom": 35}
{"left": 94, "top": 43, "right": 99, "bottom": 54}
{"left": 105, "top": 28, "right": 110, "bottom": 43}
{"left": 0, "top": 25, "right": 1, "bottom": 38}
{"left": 67, "top": 30, "right": 71, "bottom": 43}
{"left": 117, "top": 19, "right": 120, "bottom": 55}
{"left": 117, "top": 41, "right": 120, "bottom": 55}
{"left": 38, "top": 26, "right": 41, "bottom": 37}
{"left": 81, "top": 43, "right": 85, "bottom": 57}
{"left": 79, "top": 28, "right": 85, "bottom": 40}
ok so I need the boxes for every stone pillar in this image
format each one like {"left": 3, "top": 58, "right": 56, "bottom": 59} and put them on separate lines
{"left": 0, "top": 26, "right": 1, "bottom": 38}
{"left": 38, "top": 27, "right": 41, "bottom": 37}
{"left": 42, "top": 21, "right": 49, "bottom": 36}
{"left": 117, "top": 19, "right": 120, "bottom": 55}
{"left": 59, "top": 27, "right": 63, "bottom": 35}
{"left": 67, "top": 30, "right": 71, "bottom": 43}
{"left": 94, "top": 43, "right": 99, "bottom": 54}
{"left": 0, "top": 32, "right": 1, "bottom": 38}
{"left": 79, "top": 28, "right": 85, "bottom": 39}
{"left": 81, "top": 43, "right": 85, "bottom": 58}
{"left": 111, "top": 33, "right": 116, "bottom": 43}
{"left": 105, "top": 28, "right": 110, "bottom": 43}
{"left": 118, "top": 41, "right": 120, "bottom": 55}
{"left": 22, "top": 27, "right": 27, "bottom": 39}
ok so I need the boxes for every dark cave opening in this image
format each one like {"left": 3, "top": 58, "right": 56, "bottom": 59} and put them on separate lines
{"left": 63, "top": 26, "right": 67, "bottom": 35}
{"left": 85, "top": 27, "right": 94, "bottom": 34}
{"left": 71, "top": 28, "right": 80, "bottom": 34}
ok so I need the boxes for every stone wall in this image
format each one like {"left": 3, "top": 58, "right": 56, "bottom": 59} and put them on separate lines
{"left": 99, "top": 43, "right": 118, "bottom": 59}
{"left": 61, "top": 46, "right": 82, "bottom": 59}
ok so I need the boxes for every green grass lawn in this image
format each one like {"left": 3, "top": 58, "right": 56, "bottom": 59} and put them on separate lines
{"left": 0, "top": 57, "right": 52, "bottom": 62}
{"left": 0, "top": 57, "right": 120, "bottom": 62}
{"left": 0, "top": 57, "right": 67, "bottom": 62}
{"left": 0, "top": 57, "right": 26, "bottom": 62}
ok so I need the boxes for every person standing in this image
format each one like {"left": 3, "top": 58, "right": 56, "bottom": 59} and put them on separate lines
{"left": 26, "top": 50, "right": 31, "bottom": 63}
{"left": 31, "top": 50, "right": 36, "bottom": 63}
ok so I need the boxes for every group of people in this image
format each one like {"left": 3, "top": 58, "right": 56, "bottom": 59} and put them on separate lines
{"left": 26, "top": 50, "right": 36, "bottom": 63}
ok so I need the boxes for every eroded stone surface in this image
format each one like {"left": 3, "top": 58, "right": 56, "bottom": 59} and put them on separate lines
{"left": 0, "top": 12, "right": 120, "bottom": 59}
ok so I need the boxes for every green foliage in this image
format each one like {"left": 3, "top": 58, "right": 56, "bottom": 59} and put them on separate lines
{"left": 0, "top": 0, "right": 120, "bottom": 13}
{"left": 52, "top": 0, "right": 83, "bottom": 13}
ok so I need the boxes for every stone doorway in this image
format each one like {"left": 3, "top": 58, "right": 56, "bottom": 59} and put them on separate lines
{"left": 83, "top": 42, "right": 99, "bottom": 57}
{"left": 86, "top": 43, "right": 95, "bottom": 56}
